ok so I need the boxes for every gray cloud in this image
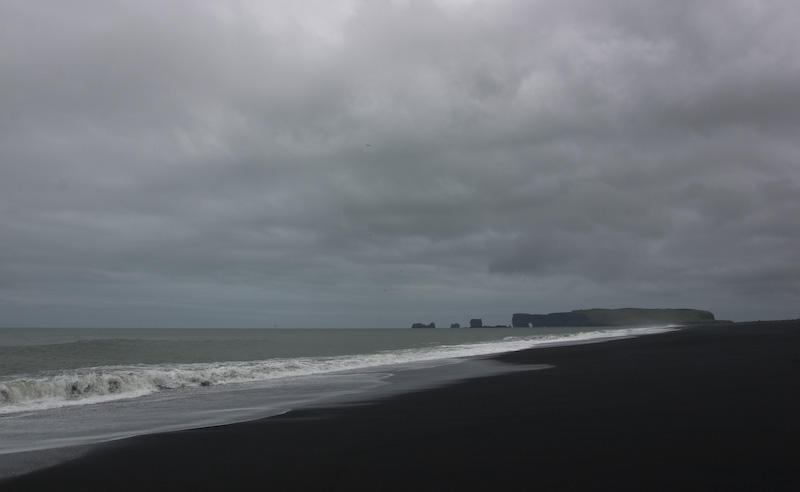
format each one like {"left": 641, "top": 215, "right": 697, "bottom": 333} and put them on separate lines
{"left": 2, "top": 0, "right": 799, "bottom": 327}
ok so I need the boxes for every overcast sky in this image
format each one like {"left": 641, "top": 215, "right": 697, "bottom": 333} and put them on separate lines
{"left": 1, "top": 0, "right": 799, "bottom": 328}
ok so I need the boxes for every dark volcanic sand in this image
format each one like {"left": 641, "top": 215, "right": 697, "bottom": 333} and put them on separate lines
{"left": 2, "top": 320, "right": 798, "bottom": 491}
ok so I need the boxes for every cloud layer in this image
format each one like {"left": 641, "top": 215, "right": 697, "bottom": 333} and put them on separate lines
{"left": 2, "top": 0, "right": 799, "bottom": 327}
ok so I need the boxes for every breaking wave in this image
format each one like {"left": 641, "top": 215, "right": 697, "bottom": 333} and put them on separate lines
{"left": 0, "top": 327, "right": 674, "bottom": 414}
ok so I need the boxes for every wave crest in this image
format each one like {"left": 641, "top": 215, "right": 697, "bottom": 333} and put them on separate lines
{"left": 0, "top": 327, "right": 675, "bottom": 414}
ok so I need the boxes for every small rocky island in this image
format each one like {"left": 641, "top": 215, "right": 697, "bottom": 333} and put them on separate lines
{"left": 411, "top": 322, "right": 436, "bottom": 329}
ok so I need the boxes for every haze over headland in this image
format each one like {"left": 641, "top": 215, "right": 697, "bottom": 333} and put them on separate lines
{"left": 2, "top": 1, "right": 799, "bottom": 328}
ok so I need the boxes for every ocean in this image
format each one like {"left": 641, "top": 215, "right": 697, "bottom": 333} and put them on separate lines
{"left": 0, "top": 325, "right": 674, "bottom": 478}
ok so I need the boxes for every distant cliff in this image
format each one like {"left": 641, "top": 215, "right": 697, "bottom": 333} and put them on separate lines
{"left": 512, "top": 308, "right": 716, "bottom": 328}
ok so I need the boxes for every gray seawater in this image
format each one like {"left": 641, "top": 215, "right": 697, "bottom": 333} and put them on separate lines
{"left": 0, "top": 326, "right": 674, "bottom": 478}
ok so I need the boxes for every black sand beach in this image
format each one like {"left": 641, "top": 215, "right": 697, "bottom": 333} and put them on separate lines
{"left": 2, "top": 320, "right": 798, "bottom": 491}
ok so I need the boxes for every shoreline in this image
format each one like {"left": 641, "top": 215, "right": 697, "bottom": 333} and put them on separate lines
{"left": 2, "top": 320, "right": 798, "bottom": 491}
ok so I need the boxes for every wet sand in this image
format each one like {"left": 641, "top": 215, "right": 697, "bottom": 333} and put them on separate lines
{"left": 2, "top": 320, "right": 798, "bottom": 491}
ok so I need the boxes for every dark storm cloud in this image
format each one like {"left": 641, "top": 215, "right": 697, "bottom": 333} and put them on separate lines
{"left": 1, "top": 0, "right": 799, "bottom": 327}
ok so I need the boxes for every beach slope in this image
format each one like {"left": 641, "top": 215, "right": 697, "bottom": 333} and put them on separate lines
{"left": 2, "top": 320, "right": 798, "bottom": 491}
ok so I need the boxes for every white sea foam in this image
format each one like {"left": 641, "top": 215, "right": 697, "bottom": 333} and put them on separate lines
{"left": 0, "top": 326, "right": 674, "bottom": 415}
{"left": 0, "top": 326, "right": 678, "bottom": 470}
